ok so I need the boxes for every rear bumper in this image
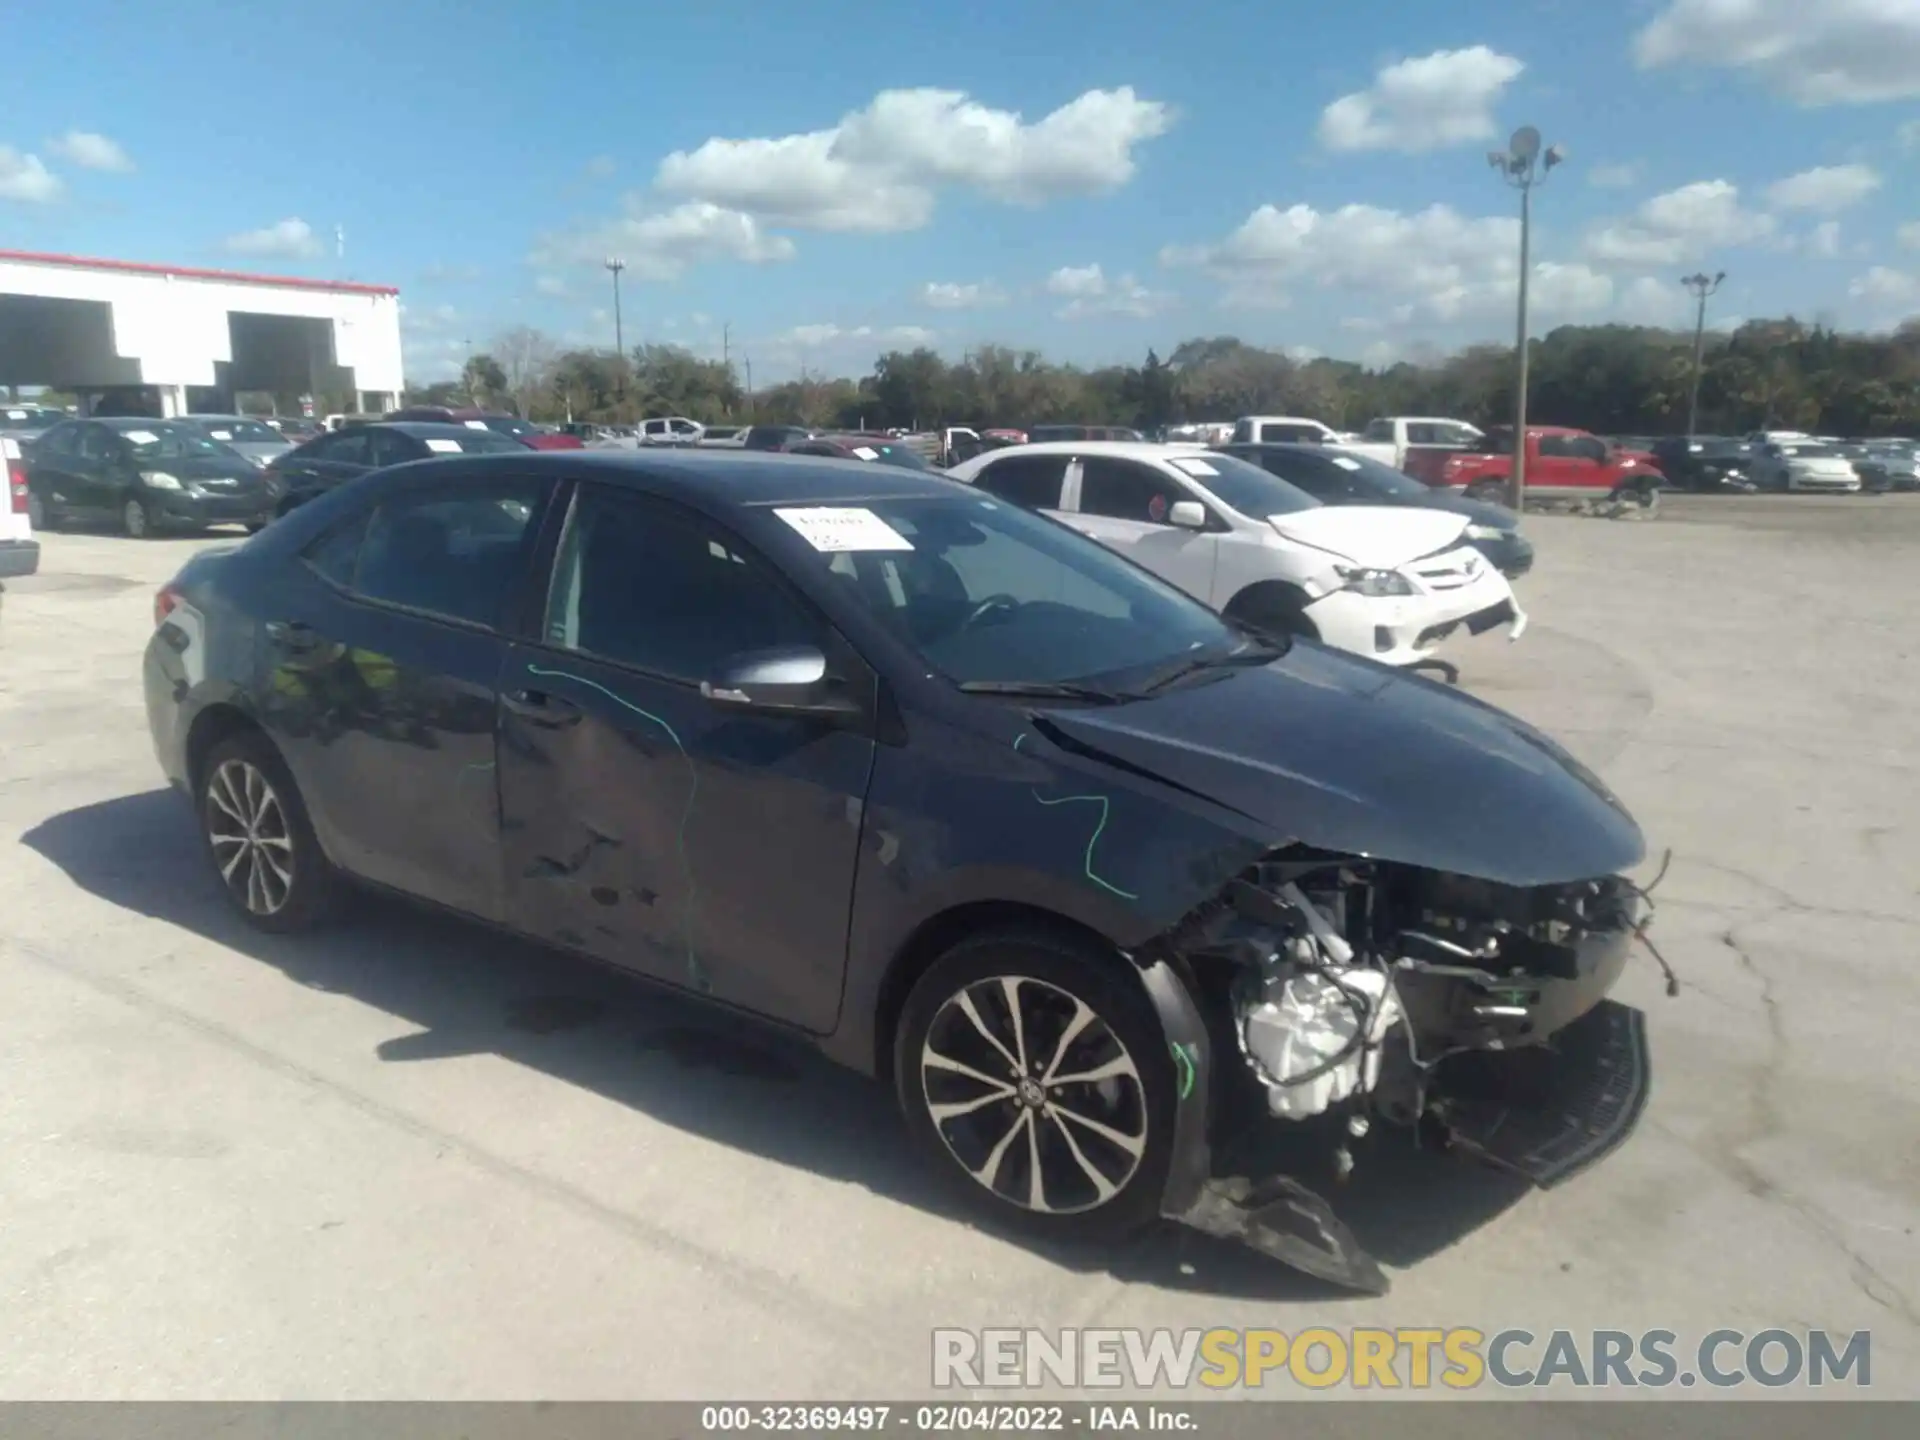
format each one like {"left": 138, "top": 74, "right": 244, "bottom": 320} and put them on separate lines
{"left": 0, "top": 537, "right": 40, "bottom": 578}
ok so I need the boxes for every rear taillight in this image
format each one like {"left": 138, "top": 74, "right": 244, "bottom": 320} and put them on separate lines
{"left": 155, "top": 584, "right": 183, "bottom": 627}
{"left": 6, "top": 454, "right": 25, "bottom": 514}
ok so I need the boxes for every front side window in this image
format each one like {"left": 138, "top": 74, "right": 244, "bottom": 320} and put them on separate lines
{"left": 348, "top": 483, "right": 544, "bottom": 627}
{"left": 787, "top": 494, "right": 1235, "bottom": 687}
{"left": 544, "top": 487, "right": 823, "bottom": 681}
{"left": 1076, "top": 457, "right": 1184, "bottom": 524}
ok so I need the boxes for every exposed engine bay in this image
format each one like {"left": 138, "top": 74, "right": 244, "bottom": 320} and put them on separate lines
{"left": 1145, "top": 849, "right": 1667, "bottom": 1293}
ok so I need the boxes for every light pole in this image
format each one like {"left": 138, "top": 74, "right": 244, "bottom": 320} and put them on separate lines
{"left": 1488, "top": 126, "right": 1563, "bottom": 512}
{"left": 1682, "top": 271, "right": 1725, "bottom": 439}
{"left": 604, "top": 257, "right": 626, "bottom": 399}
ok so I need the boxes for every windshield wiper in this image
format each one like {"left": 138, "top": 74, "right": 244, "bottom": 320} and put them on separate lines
{"left": 956, "top": 679, "right": 1134, "bottom": 704}
{"left": 1139, "top": 638, "right": 1287, "bottom": 695}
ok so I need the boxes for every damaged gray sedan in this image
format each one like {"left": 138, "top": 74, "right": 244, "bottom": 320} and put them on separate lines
{"left": 141, "top": 451, "right": 1662, "bottom": 1291}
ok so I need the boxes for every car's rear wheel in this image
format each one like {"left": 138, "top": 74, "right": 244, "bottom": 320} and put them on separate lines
{"left": 122, "top": 496, "right": 154, "bottom": 539}
{"left": 1465, "top": 480, "right": 1507, "bottom": 504}
{"left": 197, "top": 731, "right": 337, "bottom": 932}
{"left": 26, "top": 491, "right": 53, "bottom": 531}
{"left": 895, "top": 929, "right": 1178, "bottom": 1244}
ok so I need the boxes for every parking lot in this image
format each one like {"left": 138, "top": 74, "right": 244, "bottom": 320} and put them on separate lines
{"left": 2, "top": 493, "right": 1917, "bottom": 1401}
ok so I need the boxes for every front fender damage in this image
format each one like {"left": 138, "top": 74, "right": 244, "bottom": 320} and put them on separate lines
{"left": 1131, "top": 846, "right": 1669, "bottom": 1295}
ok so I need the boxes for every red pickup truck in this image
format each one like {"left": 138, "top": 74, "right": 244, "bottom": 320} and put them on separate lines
{"left": 1404, "top": 425, "right": 1664, "bottom": 504}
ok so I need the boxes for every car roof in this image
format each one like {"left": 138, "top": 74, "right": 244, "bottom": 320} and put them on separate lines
{"left": 364, "top": 421, "right": 511, "bottom": 439}
{"left": 1221, "top": 440, "right": 1361, "bottom": 456}
{"left": 970, "top": 440, "right": 1210, "bottom": 461}
{"left": 445, "top": 448, "right": 965, "bottom": 508}
{"left": 100, "top": 416, "right": 193, "bottom": 428}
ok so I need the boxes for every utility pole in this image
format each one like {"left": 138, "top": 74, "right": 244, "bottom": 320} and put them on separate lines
{"left": 743, "top": 356, "right": 753, "bottom": 417}
{"left": 604, "top": 257, "right": 627, "bottom": 395}
{"left": 1682, "top": 271, "right": 1726, "bottom": 439}
{"left": 1488, "top": 126, "right": 1563, "bottom": 513}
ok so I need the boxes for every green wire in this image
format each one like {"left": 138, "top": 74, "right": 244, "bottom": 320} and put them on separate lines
{"left": 523, "top": 665, "right": 707, "bottom": 990}
{"left": 1014, "top": 731, "right": 1138, "bottom": 900}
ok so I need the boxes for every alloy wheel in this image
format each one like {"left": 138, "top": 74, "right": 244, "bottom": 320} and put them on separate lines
{"left": 919, "top": 974, "right": 1148, "bottom": 1215}
{"left": 124, "top": 498, "right": 149, "bottom": 538}
{"left": 205, "top": 758, "right": 296, "bottom": 916}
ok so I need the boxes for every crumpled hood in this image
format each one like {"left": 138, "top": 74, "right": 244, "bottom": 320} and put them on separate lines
{"left": 1037, "top": 641, "right": 1644, "bottom": 887}
{"left": 1268, "top": 505, "right": 1469, "bottom": 568}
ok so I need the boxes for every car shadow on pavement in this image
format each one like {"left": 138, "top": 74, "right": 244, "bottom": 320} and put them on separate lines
{"left": 23, "top": 789, "right": 1531, "bottom": 1301}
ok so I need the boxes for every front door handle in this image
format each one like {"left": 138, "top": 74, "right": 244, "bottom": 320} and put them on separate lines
{"left": 264, "top": 620, "right": 320, "bottom": 652}
{"left": 502, "top": 688, "right": 583, "bottom": 727}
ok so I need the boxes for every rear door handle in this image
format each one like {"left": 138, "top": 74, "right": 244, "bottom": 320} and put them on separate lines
{"left": 502, "top": 688, "right": 583, "bottom": 727}
{"left": 264, "top": 620, "right": 320, "bottom": 652}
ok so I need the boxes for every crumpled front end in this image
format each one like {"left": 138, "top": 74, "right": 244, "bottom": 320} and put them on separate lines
{"left": 1138, "top": 847, "right": 1660, "bottom": 1294}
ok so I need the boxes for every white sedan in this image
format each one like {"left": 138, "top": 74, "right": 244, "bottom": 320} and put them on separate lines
{"left": 946, "top": 441, "right": 1525, "bottom": 667}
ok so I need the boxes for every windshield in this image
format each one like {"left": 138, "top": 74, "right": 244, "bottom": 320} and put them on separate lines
{"left": 1172, "top": 452, "right": 1320, "bottom": 517}
{"left": 790, "top": 493, "right": 1238, "bottom": 687}
{"left": 195, "top": 418, "right": 284, "bottom": 444}
{"left": 1258, "top": 447, "right": 1429, "bottom": 501}
{"left": 482, "top": 416, "right": 538, "bottom": 437}
{"left": 849, "top": 441, "right": 930, "bottom": 471}
{"left": 116, "top": 423, "right": 225, "bottom": 459}
{"left": 1778, "top": 443, "right": 1843, "bottom": 458}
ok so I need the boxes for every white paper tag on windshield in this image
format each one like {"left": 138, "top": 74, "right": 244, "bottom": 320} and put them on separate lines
{"left": 124, "top": 430, "right": 158, "bottom": 445}
{"left": 776, "top": 506, "right": 914, "bottom": 552}
{"left": 210, "top": 429, "right": 233, "bottom": 440}
{"left": 464, "top": 420, "right": 489, "bottom": 430}
{"left": 425, "top": 438, "right": 463, "bottom": 453}
{"left": 1332, "top": 456, "right": 1361, "bottom": 470}
{"left": 852, "top": 446, "right": 879, "bottom": 460}
{"left": 1169, "top": 457, "right": 1218, "bottom": 476}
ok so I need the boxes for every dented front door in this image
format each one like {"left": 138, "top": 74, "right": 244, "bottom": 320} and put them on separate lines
{"left": 494, "top": 485, "right": 877, "bottom": 1033}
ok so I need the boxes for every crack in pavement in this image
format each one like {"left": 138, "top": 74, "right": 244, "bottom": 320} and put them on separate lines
{"left": 1712, "top": 918, "right": 1920, "bottom": 1331}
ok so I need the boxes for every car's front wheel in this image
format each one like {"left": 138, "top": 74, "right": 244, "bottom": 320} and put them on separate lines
{"left": 895, "top": 928, "right": 1178, "bottom": 1244}
{"left": 122, "top": 496, "right": 155, "bottom": 538}
{"left": 197, "top": 731, "right": 338, "bottom": 932}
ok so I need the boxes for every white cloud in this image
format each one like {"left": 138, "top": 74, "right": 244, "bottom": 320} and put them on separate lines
{"left": 531, "top": 200, "right": 796, "bottom": 281}
{"left": 1164, "top": 201, "right": 1520, "bottom": 310}
{"left": 534, "top": 274, "right": 570, "bottom": 296}
{"left": 1635, "top": 1, "right": 1920, "bottom": 105}
{"left": 1849, "top": 265, "right": 1920, "bottom": 307}
{"left": 223, "top": 218, "right": 323, "bottom": 259}
{"left": 1899, "top": 221, "right": 1920, "bottom": 250}
{"left": 1765, "top": 162, "right": 1882, "bottom": 211}
{"left": 1809, "top": 220, "right": 1845, "bottom": 257}
{"left": 750, "top": 322, "right": 940, "bottom": 379}
{"left": 1588, "top": 161, "right": 1642, "bottom": 189}
{"left": 399, "top": 304, "right": 468, "bottom": 382}
{"left": 1318, "top": 47, "right": 1524, "bottom": 154}
{"left": 45, "top": 130, "right": 132, "bottom": 172}
{"left": 1042, "top": 263, "right": 1170, "bottom": 319}
{"left": 1584, "top": 180, "right": 1774, "bottom": 266}
{"left": 0, "top": 146, "right": 61, "bottom": 203}
{"left": 1615, "top": 276, "right": 1692, "bottom": 327}
{"left": 920, "top": 281, "right": 1007, "bottom": 310}
{"left": 655, "top": 86, "right": 1173, "bottom": 234}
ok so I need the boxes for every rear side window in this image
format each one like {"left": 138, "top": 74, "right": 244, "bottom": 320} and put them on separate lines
{"left": 330, "top": 483, "right": 544, "bottom": 628}
{"left": 303, "top": 513, "right": 372, "bottom": 588}
{"left": 970, "top": 454, "right": 1069, "bottom": 509}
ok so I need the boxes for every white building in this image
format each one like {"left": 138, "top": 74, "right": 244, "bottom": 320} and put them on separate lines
{"left": 0, "top": 247, "right": 403, "bottom": 416}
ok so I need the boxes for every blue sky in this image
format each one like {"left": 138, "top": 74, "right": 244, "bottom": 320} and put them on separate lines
{"left": 4, "top": 0, "right": 1919, "bottom": 382}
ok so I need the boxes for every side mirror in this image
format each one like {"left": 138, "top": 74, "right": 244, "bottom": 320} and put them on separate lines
{"left": 700, "top": 645, "right": 860, "bottom": 717}
{"left": 1167, "top": 499, "right": 1209, "bottom": 530}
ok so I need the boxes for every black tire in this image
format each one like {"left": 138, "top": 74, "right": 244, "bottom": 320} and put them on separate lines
{"left": 26, "top": 491, "right": 56, "bottom": 532}
{"left": 122, "top": 495, "right": 155, "bottom": 539}
{"left": 894, "top": 927, "right": 1179, "bottom": 1245}
{"left": 197, "top": 730, "right": 338, "bottom": 932}
{"left": 1465, "top": 480, "right": 1507, "bottom": 504}
{"left": 1226, "top": 587, "right": 1319, "bottom": 642}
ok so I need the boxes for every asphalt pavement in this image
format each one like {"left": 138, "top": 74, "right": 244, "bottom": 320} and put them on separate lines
{"left": 1, "top": 494, "right": 1915, "bottom": 1402}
